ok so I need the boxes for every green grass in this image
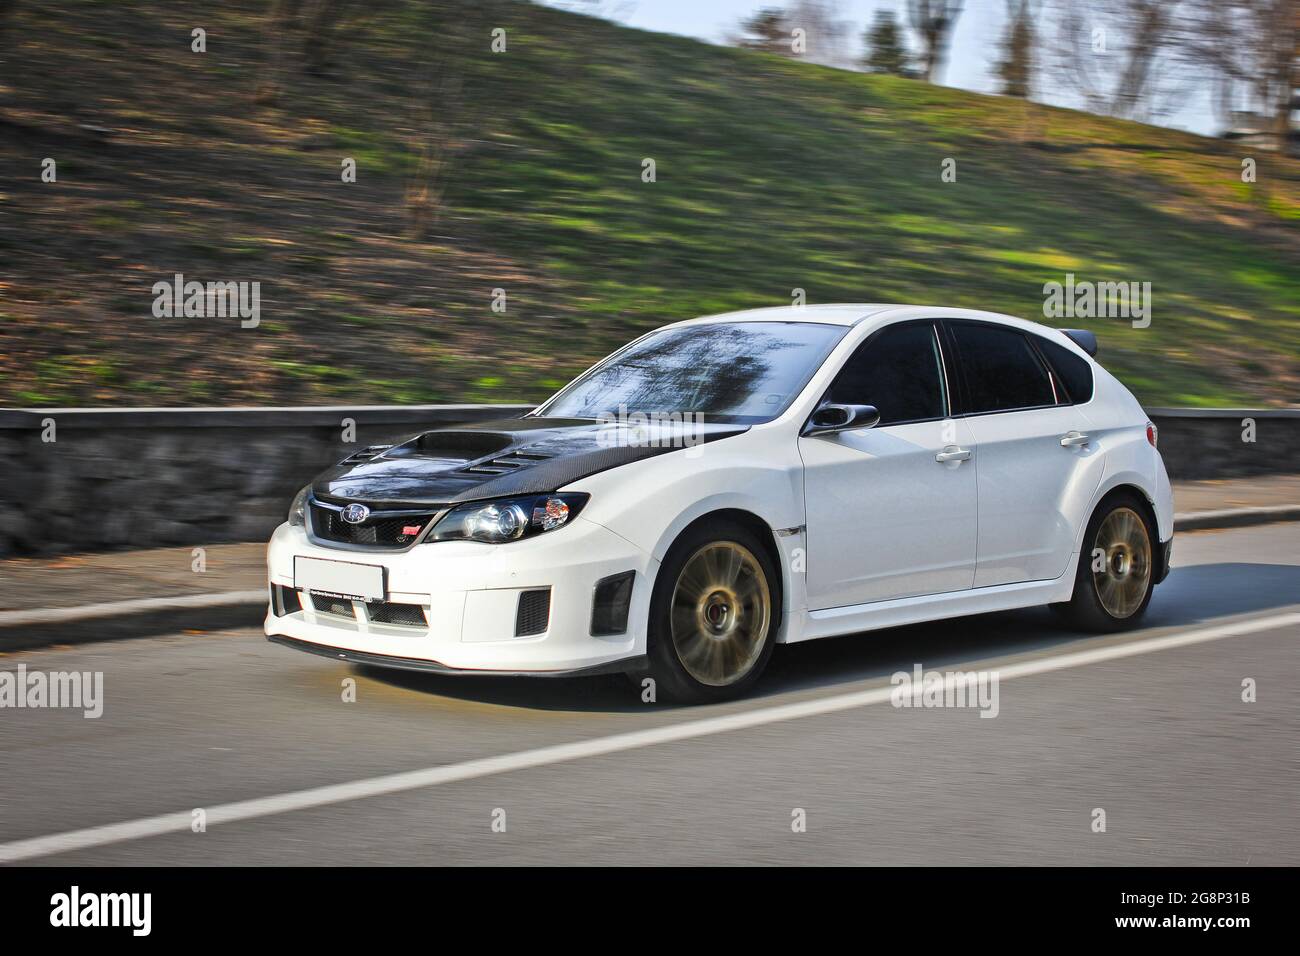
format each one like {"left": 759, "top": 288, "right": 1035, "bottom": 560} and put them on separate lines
{"left": 2, "top": 0, "right": 1297, "bottom": 408}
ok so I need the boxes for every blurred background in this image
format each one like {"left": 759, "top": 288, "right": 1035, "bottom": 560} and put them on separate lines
{"left": 0, "top": 0, "right": 1296, "bottom": 410}
{"left": 1, "top": 3, "right": 1298, "bottom": 873}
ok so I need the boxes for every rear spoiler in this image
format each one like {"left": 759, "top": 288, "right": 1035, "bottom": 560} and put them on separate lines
{"left": 1061, "top": 329, "right": 1098, "bottom": 357}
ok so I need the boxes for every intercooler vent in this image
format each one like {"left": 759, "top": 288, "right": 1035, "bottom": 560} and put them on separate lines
{"left": 312, "top": 596, "right": 355, "bottom": 619}
{"left": 463, "top": 451, "right": 552, "bottom": 476}
{"left": 367, "top": 601, "right": 428, "bottom": 628}
{"left": 515, "top": 588, "right": 552, "bottom": 636}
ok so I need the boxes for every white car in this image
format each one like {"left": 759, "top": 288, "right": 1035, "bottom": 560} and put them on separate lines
{"left": 266, "top": 304, "right": 1174, "bottom": 702}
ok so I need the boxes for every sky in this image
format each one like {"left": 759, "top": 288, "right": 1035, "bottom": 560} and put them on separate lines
{"left": 544, "top": 0, "right": 1218, "bottom": 137}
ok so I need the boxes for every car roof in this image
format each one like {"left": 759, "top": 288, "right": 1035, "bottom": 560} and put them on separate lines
{"left": 669, "top": 304, "right": 900, "bottom": 327}
{"left": 670, "top": 304, "right": 1081, "bottom": 347}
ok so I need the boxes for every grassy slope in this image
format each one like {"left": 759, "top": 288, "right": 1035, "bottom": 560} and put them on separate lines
{"left": 1, "top": 0, "right": 1297, "bottom": 408}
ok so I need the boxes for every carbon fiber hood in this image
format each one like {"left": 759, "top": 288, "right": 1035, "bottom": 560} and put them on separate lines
{"left": 311, "top": 416, "right": 747, "bottom": 506}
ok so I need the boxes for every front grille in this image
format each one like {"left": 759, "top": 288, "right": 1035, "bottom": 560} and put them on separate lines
{"left": 309, "top": 501, "right": 438, "bottom": 548}
{"left": 515, "top": 588, "right": 551, "bottom": 636}
{"left": 367, "top": 601, "right": 428, "bottom": 628}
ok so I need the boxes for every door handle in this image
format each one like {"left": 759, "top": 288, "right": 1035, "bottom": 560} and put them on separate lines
{"left": 1060, "top": 431, "right": 1091, "bottom": 447}
{"left": 936, "top": 446, "right": 972, "bottom": 463}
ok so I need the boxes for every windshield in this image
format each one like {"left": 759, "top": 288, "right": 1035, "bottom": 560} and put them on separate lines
{"left": 538, "top": 321, "right": 847, "bottom": 424}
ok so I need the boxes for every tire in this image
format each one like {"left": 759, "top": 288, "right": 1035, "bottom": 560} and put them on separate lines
{"left": 1055, "top": 492, "right": 1156, "bottom": 632}
{"left": 645, "top": 519, "right": 781, "bottom": 704}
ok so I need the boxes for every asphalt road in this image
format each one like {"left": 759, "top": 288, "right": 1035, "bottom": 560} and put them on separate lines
{"left": 1, "top": 523, "right": 1297, "bottom": 866}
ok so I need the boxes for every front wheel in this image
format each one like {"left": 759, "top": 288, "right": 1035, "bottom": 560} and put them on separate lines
{"left": 645, "top": 520, "right": 780, "bottom": 704}
{"left": 1055, "top": 494, "right": 1155, "bottom": 632}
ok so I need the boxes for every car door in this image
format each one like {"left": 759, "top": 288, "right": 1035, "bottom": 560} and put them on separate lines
{"left": 943, "top": 320, "right": 1102, "bottom": 587}
{"left": 799, "top": 320, "right": 978, "bottom": 610}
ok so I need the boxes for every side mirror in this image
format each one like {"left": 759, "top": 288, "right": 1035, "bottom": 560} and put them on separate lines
{"left": 804, "top": 403, "right": 881, "bottom": 436}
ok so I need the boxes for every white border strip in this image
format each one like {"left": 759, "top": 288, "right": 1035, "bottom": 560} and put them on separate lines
{"left": 2, "top": 611, "right": 1296, "bottom": 863}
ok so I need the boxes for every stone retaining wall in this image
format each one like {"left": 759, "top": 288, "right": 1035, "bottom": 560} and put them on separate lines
{"left": 0, "top": 404, "right": 1294, "bottom": 556}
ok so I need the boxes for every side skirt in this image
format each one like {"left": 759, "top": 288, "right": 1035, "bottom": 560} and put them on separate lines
{"left": 796, "top": 575, "right": 1075, "bottom": 643}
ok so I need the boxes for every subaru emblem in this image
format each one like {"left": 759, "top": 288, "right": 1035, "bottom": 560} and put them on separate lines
{"left": 341, "top": 503, "right": 370, "bottom": 524}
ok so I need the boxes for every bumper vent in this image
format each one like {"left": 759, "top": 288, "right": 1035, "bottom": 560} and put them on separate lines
{"left": 368, "top": 601, "right": 428, "bottom": 628}
{"left": 515, "top": 588, "right": 551, "bottom": 636}
{"left": 591, "top": 571, "right": 635, "bottom": 636}
{"left": 270, "top": 583, "right": 301, "bottom": 617}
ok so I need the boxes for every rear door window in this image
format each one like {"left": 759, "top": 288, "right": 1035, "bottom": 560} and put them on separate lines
{"left": 949, "top": 322, "right": 1057, "bottom": 414}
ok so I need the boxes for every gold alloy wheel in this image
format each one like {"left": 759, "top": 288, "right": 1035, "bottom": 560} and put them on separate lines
{"left": 670, "top": 541, "right": 772, "bottom": 687}
{"left": 1092, "top": 506, "right": 1152, "bottom": 619}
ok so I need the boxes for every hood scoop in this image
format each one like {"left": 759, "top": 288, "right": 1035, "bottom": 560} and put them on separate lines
{"left": 408, "top": 430, "right": 514, "bottom": 459}
{"left": 339, "top": 444, "right": 393, "bottom": 465}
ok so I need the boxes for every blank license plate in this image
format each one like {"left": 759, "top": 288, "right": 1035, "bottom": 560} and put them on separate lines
{"left": 294, "top": 557, "right": 385, "bottom": 602}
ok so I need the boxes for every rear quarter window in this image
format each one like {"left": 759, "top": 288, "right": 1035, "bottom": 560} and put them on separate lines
{"left": 1034, "top": 335, "right": 1095, "bottom": 404}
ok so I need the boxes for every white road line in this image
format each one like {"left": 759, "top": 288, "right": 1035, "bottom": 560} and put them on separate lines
{"left": 2, "top": 611, "right": 1296, "bottom": 863}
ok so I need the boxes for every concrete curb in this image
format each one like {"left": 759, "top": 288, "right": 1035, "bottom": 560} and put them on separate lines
{"left": 1, "top": 507, "right": 1296, "bottom": 652}
{"left": 0, "top": 590, "right": 266, "bottom": 652}
{"left": 1173, "top": 505, "right": 1300, "bottom": 531}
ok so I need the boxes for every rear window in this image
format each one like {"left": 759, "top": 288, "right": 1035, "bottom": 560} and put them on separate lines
{"left": 1034, "top": 335, "right": 1095, "bottom": 404}
{"left": 949, "top": 322, "right": 1056, "bottom": 413}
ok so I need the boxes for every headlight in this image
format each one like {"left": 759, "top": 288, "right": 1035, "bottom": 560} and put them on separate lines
{"left": 288, "top": 485, "right": 310, "bottom": 527}
{"left": 428, "top": 493, "right": 588, "bottom": 544}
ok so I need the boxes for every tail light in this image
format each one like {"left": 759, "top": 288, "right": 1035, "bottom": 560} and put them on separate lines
{"left": 1146, "top": 422, "right": 1158, "bottom": 448}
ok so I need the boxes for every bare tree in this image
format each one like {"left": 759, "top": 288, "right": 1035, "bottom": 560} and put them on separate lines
{"left": 1180, "top": 0, "right": 1296, "bottom": 150}
{"left": 303, "top": 0, "right": 365, "bottom": 77}
{"left": 864, "top": 9, "right": 915, "bottom": 76}
{"left": 785, "top": 0, "right": 854, "bottom": 68}
{"left": 404, "top": 0, "right": 506, "bottom": 236}
{"left": 907, "top": 0, "right": 965, "bottom": 82}
{"left": 0, "top": 0, "right": 15, "bottom": 46}
{"left": 731, "top": 2, "right": 852, "bottom": 66}
{"left": 256, "top": 0, "right": 306, "bottom": 105}
{"left": 256, "top": 0, "right": 371, "bottom": 103}
{"left": 732, "top": 7, "right": 795, "bottom": 55}
{"left": 1046, "top": 0, "right": 1193, "bottom": 121}
{"left": 996, "top": 0, "right": 1037, "bottom": 97}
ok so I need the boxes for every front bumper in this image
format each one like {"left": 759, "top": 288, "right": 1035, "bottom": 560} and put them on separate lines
{"left": 264, "top": 516, "right": 656, "bottom": 674}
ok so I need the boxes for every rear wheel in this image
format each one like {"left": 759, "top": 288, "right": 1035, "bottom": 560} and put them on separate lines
{"left": 1055, "top": 494, "right": 1155, "bottom": 632}
{"left": 646, "top": 520, "right": 780, "bottom": 704}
